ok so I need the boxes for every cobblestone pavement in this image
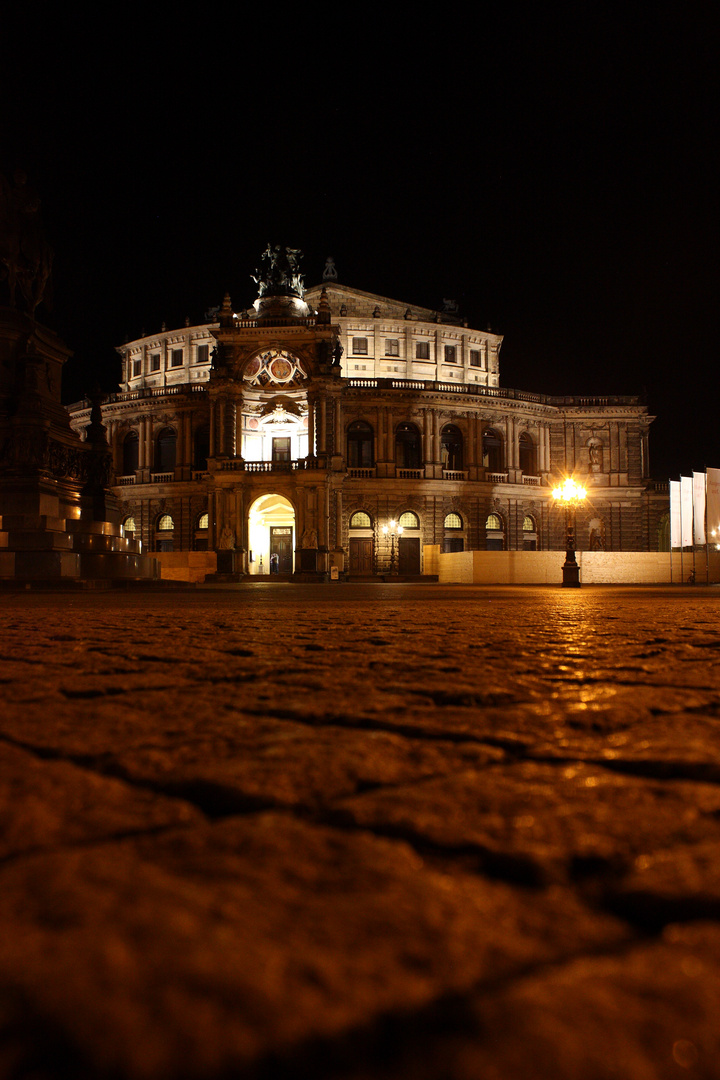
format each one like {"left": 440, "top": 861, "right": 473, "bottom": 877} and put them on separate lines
{"left": 2, "top": 583, "right": 720, "bottom": 1080}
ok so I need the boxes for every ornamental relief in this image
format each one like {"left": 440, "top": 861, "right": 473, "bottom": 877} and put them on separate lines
{"left": 242, "top": 349, "right": 308, "bottom": 389}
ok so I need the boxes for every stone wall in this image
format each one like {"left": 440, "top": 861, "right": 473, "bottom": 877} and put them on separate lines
{"left": 437, "top": 549, "right": 720, "bottom": 585}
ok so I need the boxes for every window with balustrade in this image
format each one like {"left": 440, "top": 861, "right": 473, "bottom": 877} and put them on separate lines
{"left": 441, "top": 425, "right": 463, "bottom": 471}
{"left": 347, "top": 421, "right": 374, "bottom": 468}
{"left": 395, "top": 423, "right": 423, "bottom": 469}
{"left": 482, "top": 429, "right": 503, "bottom": 472}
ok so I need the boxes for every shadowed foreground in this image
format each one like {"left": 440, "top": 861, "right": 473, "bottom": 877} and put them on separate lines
{"left": 1, "top": 583, "right": 720, "bottom": 1079}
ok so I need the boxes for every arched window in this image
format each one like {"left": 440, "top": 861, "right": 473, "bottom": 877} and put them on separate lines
{"left": 155, "top": 428, "right": 177, "bottom": 473}
{"left": 395, "top": 423, "right": 422, "bottom": 469}
{"left": 522, "top": 514, "right": 537, "bottom": 551}
{"left": 347, "top": 421, "right": 374, "bottom": 468}
{"left": 440, "top": 424, "right": 464, "bottom": 470}
{"left": 155, "top": 513, "right": 174, "bottom": 553}
{"left": 194, "top": 426, "right": 210, "bottom": 471}
{"left": 443, "top": 512, "right": 464, "bottom": 552}
{"left": 122, "top": 431, "right": 139, "bottom": 475}
{"left": 482, "top": 428, "right": 503, "bottom": 472}
{"left": 122, "top": 516, "right": 136, "bottom": 534}
{"left": 485, "top": 512, "right": 505, "bottom": 550}
{"left": 194, "top": 511, "right": 209, "bottom": 551}
{"left": 519, "top": 433, "right": 535, "bottom": 475}
{"left": 350, "top": 511, "right": 372, "bottom": 528}
{"left": 398, "top": 511, "right": 419, "bottom": 529}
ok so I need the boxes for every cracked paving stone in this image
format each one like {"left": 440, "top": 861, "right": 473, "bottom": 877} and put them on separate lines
{"left": 0, "top": 814, "right": 629, "bottom": 1080}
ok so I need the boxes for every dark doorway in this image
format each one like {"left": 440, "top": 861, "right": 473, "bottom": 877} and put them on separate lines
{"left": 270, "top": 526, "right": 293, "bottom": 572}
{"left": 398, "top": 536, "right": 421, "bottom": 574}
{"left": 395, "top": 423, "right": 423, "bottom": 469}
{"left": 122, "top": 432, "right": 139, "bottom": 475}
{"left": 349, "top": 538, "right": 374, "bottom": 575}
{"left": 156, "top": 428, "right": 177, "bottom": 473}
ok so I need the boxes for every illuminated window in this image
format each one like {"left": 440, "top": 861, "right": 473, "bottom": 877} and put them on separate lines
{"left": 444, "top": 345, "right": 457, "bottom": 363}
{"left": 157, "top": 515, "right": 174, "bottom": 531}
{"left": 352, "top": 337, "right": 368, "bottom": 355}
{"left": 197, "top": 513, "right": 209, "bottom": 530}
{"left": 469, "top": 350, "right": 481, "bottom": 367}
{"left": 398, "top": 511, "right": 419, "bottom": 528}
{"left": 522, "top": 514, "right": 537, "bottom": 550}
{"left": 486, "top": 513, "right": 502, "bottom": 530}
{"left": 196, "top": 344, "right": 209, "bottom": 364}
{"left": 350, "top": 511, "right": 372, "bottom": 528}
{"left": 123, "top": 516, "right": 136, "bottom": 534}
{"left": 415, "top": 341, "right": 430, "bottom": 359}
{"left": 444, "top": 513, "right": 463, "bottom": 529}
{"left": 385, "top": 339, "right": 399, "bottom": 356}
{"left": 171, "top": 349, "right": 183, "bottom": 367}
{"left": 150, "top": 353, "right": 161, "bottom": 372}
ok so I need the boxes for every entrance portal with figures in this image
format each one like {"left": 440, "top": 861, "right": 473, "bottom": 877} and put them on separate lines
{"left": 247, "top": 493, "right": 295, "bottom": 575}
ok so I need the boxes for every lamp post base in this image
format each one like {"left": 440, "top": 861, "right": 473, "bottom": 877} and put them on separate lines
{"left": 562, "top": 557, "right": 581, "bottom": 587}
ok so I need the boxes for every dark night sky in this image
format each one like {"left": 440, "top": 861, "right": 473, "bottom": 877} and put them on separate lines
{"left": 2, "top": 6, "right": 717, "bottom": 479}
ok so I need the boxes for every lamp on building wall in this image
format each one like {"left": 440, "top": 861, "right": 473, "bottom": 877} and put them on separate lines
{"left": 552, "top": 478, "right": 587, "bottom": 587}
{"left": 382, "top": 519, "right": 404, "bottom": 575}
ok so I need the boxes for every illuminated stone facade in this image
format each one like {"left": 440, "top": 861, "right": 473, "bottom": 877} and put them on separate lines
{"left": 67, "top": 275, "right": 667, "bottom": 577}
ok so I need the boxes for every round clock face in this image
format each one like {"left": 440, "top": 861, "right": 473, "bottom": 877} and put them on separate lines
{"left": 243, "top": 350, "right": 307, "bottom": 388}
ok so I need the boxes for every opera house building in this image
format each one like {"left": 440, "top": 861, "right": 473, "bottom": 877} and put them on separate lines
{"left": 67, "top": 251, "right": 668, "bottom": 580}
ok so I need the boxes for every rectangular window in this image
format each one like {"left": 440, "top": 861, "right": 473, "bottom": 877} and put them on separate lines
{"left": 272, "top": 437, "right": 291, "bottom": 464}
{"left": 352, "top": 337, "right": 368, "bottom": 355}
{"left": 171, "top": 349, "right": 183, "bottom": 367}
{"left": 132, "top": 359, "right": 142, "bottom": 377}
{"left": 385, "top": 338, "right": 399, "bottom": 356}
{"left": 469, "top": 350, "right": 481, "bottom": 367}
{"left": 444, "top": 345, "right": 457, "bottom": 363}
{"left": 150, "top": 353, "right": 161, "bottom": 372}
{"left": 415, "top": 341, "right": 430, "bottom": 359}
{"left": 196, "top": 344, "right": 209, "bottom": 364}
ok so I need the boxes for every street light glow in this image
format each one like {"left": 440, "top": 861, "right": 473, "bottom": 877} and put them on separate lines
{"left": 552, "top": 478, "right": 588, "bottom": 503}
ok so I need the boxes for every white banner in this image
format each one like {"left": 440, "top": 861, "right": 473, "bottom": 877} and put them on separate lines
{"left": 693, "top": 472, "right": 706, "bottom": 545}
{"left": 681, "top": 476, "right": 694, "bottom": 548}
{"left": 707, "top": 468, "right": 720, "bottom": 545}
{"left": 670, "top": 480, "right": 681, "bottom": 548}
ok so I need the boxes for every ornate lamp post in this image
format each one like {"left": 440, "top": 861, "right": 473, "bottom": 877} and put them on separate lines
{"left": 552, "top": 478, "right": 587, "bottom": 587}
{"left": 382, "top": 519, "right": 404, "bottom": 575}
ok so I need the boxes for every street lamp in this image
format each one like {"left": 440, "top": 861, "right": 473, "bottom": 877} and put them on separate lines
{"left": 552, "top": 477, "right": 587, "bottom": 587}
{"left": 382, "top": 519, "right": 404, "bottom": 575}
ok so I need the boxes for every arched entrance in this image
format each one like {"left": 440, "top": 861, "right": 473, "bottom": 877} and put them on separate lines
{"left": 248, "top": 493, "right": 296, "bottom": 575}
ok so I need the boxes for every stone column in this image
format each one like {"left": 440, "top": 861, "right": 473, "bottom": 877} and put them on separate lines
{"left": 306, "top": 394, "right": 315, "bottom": 457}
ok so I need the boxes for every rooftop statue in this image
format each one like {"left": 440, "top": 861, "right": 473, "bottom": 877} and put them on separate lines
{"left": 0, "top": 169, "right": 53, "bottom": 315}
{"left": 251, "top": 244, "right": 304, "bottom": 299}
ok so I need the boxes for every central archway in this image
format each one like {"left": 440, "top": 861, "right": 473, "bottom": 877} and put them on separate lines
{"left": 248, "top": 493, "right": 296, "bottom": 575}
